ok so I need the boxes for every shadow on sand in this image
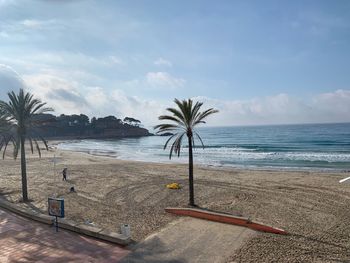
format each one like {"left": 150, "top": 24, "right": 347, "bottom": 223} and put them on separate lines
{"left": 120, "top": 236, "right": 186, "bottom": 263}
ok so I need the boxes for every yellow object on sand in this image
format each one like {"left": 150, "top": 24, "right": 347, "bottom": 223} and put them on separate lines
{"left": 166, "top": 183, "right": 181, "bottom": 189}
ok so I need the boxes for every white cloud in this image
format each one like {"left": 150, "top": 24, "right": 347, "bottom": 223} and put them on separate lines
{"left": 146, "top": 71, "right": 185, "bottom": 89}
{"left": 1, "top": 65, "right": 349, "bottom": 128}
{"left": 20, "top": 71, "right": 164, "bottom": 127}
{"left": 0, "top": 64, "right": 23, "bottom": 100}
{"left": 20, "top": 19, "right": 48, "bottom": 29}
{"left": 85, "top": 87, "right": 108, "bottom": 108}
{"left": 110, "top": 89, "right": 164, "bottom": 125}
{"left": 23, "top": 73, "right": 91, "bottom": 115}
{"left": 193, "top": 91, "right": 350, "bottom": 126}
{"left": 312, "top": 89, "right": 350, "bottom": 121}
{"left": 154, "top": 58, "right": 172, "bottom": 67}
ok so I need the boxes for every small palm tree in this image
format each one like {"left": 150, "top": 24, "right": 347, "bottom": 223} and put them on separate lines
{"left": 155, "top": 99, "right": 218, "bottom": 206}
{"left": 0, "top": 89, "right": 53, "bottom": 202}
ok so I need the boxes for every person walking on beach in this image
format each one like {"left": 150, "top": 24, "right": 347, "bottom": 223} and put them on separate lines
{"left": 62, "top": 168, "right": 67, "bottom": 181}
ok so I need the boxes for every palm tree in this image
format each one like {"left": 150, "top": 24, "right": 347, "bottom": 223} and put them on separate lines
{"left": 154, "top": 99, "right": 218, "bottom": 206}
{"left": 0, "top": 89, "right": 53, "bottom": 202}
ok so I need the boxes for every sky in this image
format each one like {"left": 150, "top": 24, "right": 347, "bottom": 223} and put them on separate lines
{"left": 0, "top": 0, "right": 349, "bottom": 127}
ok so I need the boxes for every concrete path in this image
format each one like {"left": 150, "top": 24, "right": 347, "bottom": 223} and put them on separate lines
{"left": 120, "top": 217, "right": 256, "bottom": 263}
{"left": 0, "top": 208, "right": 129, "bottom": 262}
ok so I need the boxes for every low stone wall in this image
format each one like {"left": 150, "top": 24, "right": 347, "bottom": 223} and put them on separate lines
{"left": 0, "top": 198, "right": 131, "bottom": 246}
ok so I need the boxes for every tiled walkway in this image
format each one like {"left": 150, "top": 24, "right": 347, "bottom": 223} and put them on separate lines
{"left": 0, "top": 209, "right": 129, "bottom": 262}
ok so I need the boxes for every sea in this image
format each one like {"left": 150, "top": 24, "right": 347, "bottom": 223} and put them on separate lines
{"left": 57, "top": 123, "right": 350, "bottom": 171}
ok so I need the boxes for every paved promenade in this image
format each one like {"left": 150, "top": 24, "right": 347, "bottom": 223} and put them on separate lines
{"left": 0, "top": 208, "right": 129, "bottom": 262}
{"left": 121, "top": 217, "right": 255, "bottom": 263}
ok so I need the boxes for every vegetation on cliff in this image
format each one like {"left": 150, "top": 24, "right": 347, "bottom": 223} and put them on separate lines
{"left": 33, "top": 113, "right": 152, "bottom": 139}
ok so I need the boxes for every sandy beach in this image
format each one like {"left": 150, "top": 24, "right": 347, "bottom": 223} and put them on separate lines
{"left": 0, "top": 142, "right": 350, "bottom": 262}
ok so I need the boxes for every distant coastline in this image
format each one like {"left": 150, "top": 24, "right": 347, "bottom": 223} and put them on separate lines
{"left": 36, "top": 113, "right": 153, "bottom": 139}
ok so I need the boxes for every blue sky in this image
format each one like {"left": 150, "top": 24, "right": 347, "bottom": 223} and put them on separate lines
{"left": 0, "top": 0, "right": 349, "bottom": 126}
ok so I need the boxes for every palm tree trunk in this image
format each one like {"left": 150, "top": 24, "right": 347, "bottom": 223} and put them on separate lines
{"left": 188, "top": 136, "right": 195, "bottom": 206}
{"left": 20, "top": 135, "right": 28, "bottom": 202}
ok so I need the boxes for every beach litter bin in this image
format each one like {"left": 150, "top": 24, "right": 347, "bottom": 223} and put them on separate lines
{"left": 121, "top": 224, "right": 131, "bottom": 237}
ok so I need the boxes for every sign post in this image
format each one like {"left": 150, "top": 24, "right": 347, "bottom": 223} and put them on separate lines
{"left": 48, "top": 198, "right": 65, "bottom": 232}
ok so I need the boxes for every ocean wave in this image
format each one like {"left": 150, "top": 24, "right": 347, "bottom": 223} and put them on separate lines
{"left": 56, "top": 123, "right": 350, "bottom": 170}
{"left": 198, "top": 148, "right": 350, "bottom": 162}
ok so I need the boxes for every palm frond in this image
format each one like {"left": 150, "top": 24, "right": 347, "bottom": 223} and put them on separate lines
{"left": 155, "top": 98, "right": 218, "bottom": 159}
{"left": 173, "top": 133, "right": 185, "bottom": 157}
{"left": 154, "top": 123, "right": 185, "bottom": 134}
{"left": 194, "top": 132, "right": 205, "bottom": 149}
{"left": 34, "top": 139, "right": 41, "bottom": 158}
{"left": 163, "top": 133, "right": 180, "bottom": 150}
{"left": 168, "top": 133, "right": 184, "bottom": 159}
{"left": 194, "top": 108, "right": 219, "bottom": 126}
{"left": 13, "top": 136, "right": 20, "bottom": 159}
{"left": 29, "top": 137, "right": 34, "bottom": 154}
{"left": 2, "top": 136, "right": 12, "bottom": 159}
{"left": 165, "top": 108, "right": 187, "bottom": 127}
{"left": 38, "top": 135, "right": 49, "bottom": 150}
{"left": 158, "top": 115, "right": 185, "bottom": 126}
{"left": 189, "top": 101, "right": 203, "bottom": 126}
{"left": 174, "top": 99, "right": 190, "bottom": 125}
{"left": 0, "top": 89, "right": 53, "bottom": 159}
